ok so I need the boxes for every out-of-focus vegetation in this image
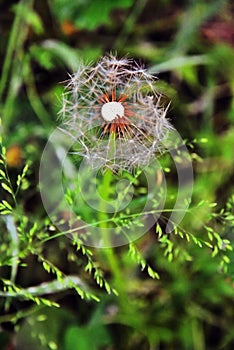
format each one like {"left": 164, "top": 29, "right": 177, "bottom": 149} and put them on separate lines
{"left": 0, "top": 0, "right": 234, "bottom": 349}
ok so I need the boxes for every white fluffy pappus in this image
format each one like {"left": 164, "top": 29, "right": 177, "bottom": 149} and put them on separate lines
{"left": 60, "top": 54, "right": 173, "bottom": 172}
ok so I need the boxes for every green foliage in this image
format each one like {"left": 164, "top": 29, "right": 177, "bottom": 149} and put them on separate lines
{"left": 51, "top": 0, "right": 135, "bottom": 30}
{"left": 1, "top": 0, "right": 234, "bottom": 349}
{"left": 0, "top": 135, "right": 101, "bottom": 321}
{"left": 63, "top": 323, "right": 110, "bottom": 350}
{"left": 171, "top": 0, "right": 227, "bottom": 54}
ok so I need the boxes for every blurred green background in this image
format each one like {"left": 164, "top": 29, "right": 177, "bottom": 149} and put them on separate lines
{"left": 0, "top": 0, "right": 234, "bottom": 349}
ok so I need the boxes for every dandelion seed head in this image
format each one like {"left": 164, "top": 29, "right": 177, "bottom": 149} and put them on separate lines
{"left": 60, "top": 53, "right": 173, "bottom": 172}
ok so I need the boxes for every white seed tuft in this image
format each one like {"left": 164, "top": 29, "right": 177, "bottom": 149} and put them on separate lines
{"left": 60, "top": 54, "right": 173, "bottom": 172}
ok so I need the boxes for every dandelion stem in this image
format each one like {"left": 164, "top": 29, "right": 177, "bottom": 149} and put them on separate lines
{"left": 98, "top": 170, "right": 129, "bottom": 310}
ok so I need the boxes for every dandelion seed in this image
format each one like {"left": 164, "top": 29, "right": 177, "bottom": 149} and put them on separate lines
{"left": 60, "top": 53, "right": 173, "bottom": 172}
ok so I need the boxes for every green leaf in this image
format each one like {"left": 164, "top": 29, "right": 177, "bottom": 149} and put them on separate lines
{"left": 104, "top": 281, "right": 111, "bottom": 294}
{"left": 0, "top": 169, "right": 6, "bottom": 178}
{"left": 147, "top": 266, "right": 160, "bottom": 279}
{"left": 53, "top": 0, "right": 134, "bottom": 30}
{"left": 1, "top": 183, "right": 13, "bottom": 195}
{"left": 150, "top": 55, "right": 210, "bottom": 73}
{"left": 0, "top": 209, "right": 12, "bottom": 215}
{"left": 223, "top": 255, "right": 230, "bottom": 264}
{"left": 1, "top": 200, "right": 13, "bottom": 210}
{"left": 25, "top": 9, "right": 44, "bottom": 34}
{"left": 156, "top": 223, "right": 162, "bottom": 238}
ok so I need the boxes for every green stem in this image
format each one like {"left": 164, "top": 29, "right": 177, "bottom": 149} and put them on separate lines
{"left": 23, "top": 55, "right": 53, "bottom": 127}
{"left": 0, "top": 0, "right": 34, "bottom": 131}
{"left": 0, "top": 0, "right": 28, "bottom": 98}
{"left": 98, "top": 170, "right": 129, "bottom": 311}
{"left": 98, "top": 170, "right": 119, "bottom": 266}
{"left": 114, "top": 0, "right": 147, "bottom": 50}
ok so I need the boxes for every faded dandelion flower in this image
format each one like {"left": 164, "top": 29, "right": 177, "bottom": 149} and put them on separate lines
{"left": 60, "top": 54, "right": 173, "bottom": 172}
